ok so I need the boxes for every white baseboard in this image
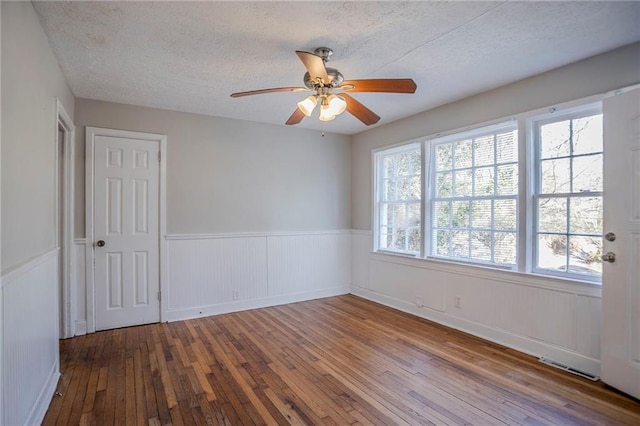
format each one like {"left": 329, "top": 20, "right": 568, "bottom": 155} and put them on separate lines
{"left": 24, "top": 362, "right": 60, "bottom": 426}
{"left": 350, "top": 285, "right": 601, "bottom": 377}
{"left": 167, "top": 286, "right": 349, "bottom": 322}
{"left": 74, "top": 321, "right": 87, "bottom": 336}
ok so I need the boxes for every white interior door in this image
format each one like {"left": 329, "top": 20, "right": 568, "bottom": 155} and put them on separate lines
{"left": 601, "top": 87, "right": 640, "bottom": 399}
{"left": 93, "top": 135, "right": 160, "bottom": 330}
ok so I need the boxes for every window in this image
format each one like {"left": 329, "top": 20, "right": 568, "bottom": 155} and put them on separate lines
{"left": 533, "top": 107, "right": 603, "bottom": 279}
{"left": 375, "top": 143, "right": 421, "bottom": 255}
{"left": 373, "top": 101, "right": 604, "bottom": 283}
{"left": 429, "top": 124, "right": 518, "bottom": 266}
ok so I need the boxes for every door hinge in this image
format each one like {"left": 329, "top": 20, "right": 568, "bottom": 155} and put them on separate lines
{"left": 158, "top": 151, "right": 161, "bottom": 162}
{"left": 157, "top": 291, "right": 161, "bottom": 301}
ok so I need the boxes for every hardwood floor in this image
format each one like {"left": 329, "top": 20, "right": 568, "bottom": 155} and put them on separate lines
{"left": 44, "top": 295, "right": 640, "bottom": 425}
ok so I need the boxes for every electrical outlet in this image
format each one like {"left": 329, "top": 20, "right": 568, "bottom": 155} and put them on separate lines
{"left": 232, "top": 290, "right": 240, "bottom": 301}
{"left": 416, "top": 296, "right": 423, "bottom": 308}
{"left": 454, "top": 295, "right": 462, "bottom": 309}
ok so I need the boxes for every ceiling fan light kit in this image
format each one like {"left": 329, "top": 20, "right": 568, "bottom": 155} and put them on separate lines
{"left": 230, "top": 47, "right": 417, "bottom": 126}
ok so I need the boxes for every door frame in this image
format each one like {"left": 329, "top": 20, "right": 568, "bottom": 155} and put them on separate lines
{"left": 56, "top": 98, "right": 76, "bottom": 338}
{"left": 85, "top": 127, "right": 167, "bottom": 333}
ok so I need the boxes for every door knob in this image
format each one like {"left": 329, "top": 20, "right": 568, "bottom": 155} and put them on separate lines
{"left": 604, "top": 232, "right": 616, "bottom": 242}
{"left": 96, "top": 240, "right": 105, "bottom": 247}
{"left": 601, "top": 252, "right": 616, "bottom": 263}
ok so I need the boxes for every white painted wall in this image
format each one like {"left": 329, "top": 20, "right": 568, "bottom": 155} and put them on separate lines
{"left": 350, "top": 43, "right": 640, "bottom": 376}
{"left": 71, "top": 98, "right": 351, "bottom": 333}
{"left": 1, "top": 2, "right": 75, "bottom": 425}
{"left": 1, "top": 1, "right": 74, "bottom": 269}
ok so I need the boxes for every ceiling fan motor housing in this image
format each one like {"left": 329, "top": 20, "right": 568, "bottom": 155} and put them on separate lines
{"left": 303, "top": 68, "right": 344, "bottom": 89}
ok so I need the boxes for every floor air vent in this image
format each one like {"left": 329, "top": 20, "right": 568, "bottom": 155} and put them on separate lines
{"left": 538, "top": 357, "right": 600, "bottom": 381}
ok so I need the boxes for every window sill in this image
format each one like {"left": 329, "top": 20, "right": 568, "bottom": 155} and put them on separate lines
{"left": 370, "top": 250, "right": 602, "bottom": 297}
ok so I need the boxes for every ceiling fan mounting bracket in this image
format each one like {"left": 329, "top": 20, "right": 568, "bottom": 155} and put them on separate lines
{"left": 313, "top": 47, "right": 333, "bottom": 63}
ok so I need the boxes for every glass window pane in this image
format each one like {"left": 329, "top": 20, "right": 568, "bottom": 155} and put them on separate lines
{"left": 398, "top": 178, "right": 415, "bottom": 200}
{"left": 474, "top": 167, "right": 494, "bottom": 196}
{"left": 541, "top": 158, "right": 571, "bottom": 194}
{"left": 496, "top": 130, "right": 517, "bottom": 164}
{"left": 472, "top": 200, "right": 492, "bottom": 229}
{"left": 436, "top": 230, "right": 450, "bottom": 256}
{"left": 568, "top": 235, "right": 602, "bottom": 275}
{"left": 538, "top": 197, "right": 567, "bottom": 233}
{"left": 392, "top": 227, "right": 406, "bottom": 251}
{"left": 397, "top": 152, "right": 413, "bottom": 176}
{"left": 407, "top": 202, "right": 421, "bottom": 228}
{"left": 451, "top": 230, "right": 469, "bottom": 258}
{"left": 435, "top": 172, "right": 452, "bottom": 197}
{"left": 379, "top": 226, "right": 391, "bottom": 249}
{"left": 455, "top": 139, "right": 473, "bottom": 168}
{"left": 540, "top": 120, "right": 570, "bottom": 159}
{"left": 408, "top": 227, "right": 421, "bottom": 253}
{"left": 452, "top": 201, "right": 470, "bottom": 228}
{"left": 383, "top": 179, "right": 395, "bottom": 201}
{"left": 572, "top": 115, "right": 603, "bottom": 156}
{"left": 538, "top": 234, "right": 567, "bottom": 271}
{"left": 383, "top": 156, "right": 395, "bottom": 179}
{"left": 435, "top": 143, "right": 452, "bottom": 171}
{"left": 474, "top": 135, "right": 494, "bottom": 166}
{"left": 497, "top": 164, "right": 518, "bottom": 195}
{"left": 454, "top": 170, "right": 472, "bottom": 197}
{"left": 494, "top": 232, "right": 517, "bottom": 264}
{"left": 434, "top": 201, "right": 451, "bottom": 228}
{"left": 376, "top": 144, "right": 421, "bottom": 255}
{"left": 471, "top": 231, "right": 492, "bottom": 261}
{"left": 391, "top": 204, "right": 406, "bottom": 227}
{"left": 494, "top": 199, "right": 516, "bottom": 231}
{"left": 572, "top": 154, "right": 602, "bottom": 193}
{"left": 570, "top": 197, "right": 602, "bottom": 235}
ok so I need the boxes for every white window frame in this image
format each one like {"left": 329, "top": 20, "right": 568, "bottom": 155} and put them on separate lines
{"left": 373, "top": 142, "right": 422, "bottom": 256}
{"left": 371, "top": 93, "right": 612, "bottom": 286}
{"left": 425, "top": 121, "right": 519, "bottom": 269}
{"left": 530, "top": 103, "right": 603, "bottom": 282}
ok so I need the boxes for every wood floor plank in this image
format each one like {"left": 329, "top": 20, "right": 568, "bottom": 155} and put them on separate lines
{"left": 43, "top": 295, "right": 640, "bottom": 425}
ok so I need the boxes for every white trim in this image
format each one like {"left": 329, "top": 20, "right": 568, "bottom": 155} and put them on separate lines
{"left": 350, "top": 229, "right": 372, "bottom": 236}
{"left": 85, "top": 127, "right": 167, "bottom": 332}
{"left": 350, "top": 285, "right": 601, "bottom": 376}
{"left": 369, "top": 251, "right": 602, "bottom": 297}
{"left": 165, "top": 229, "right": 352, "bottom": 240}
{"left": 24, "top": 363, "right": 60, "bottom": 426}
{"left": 56, "top": 98, "right": 76, "bottom": 338}
{"left": 1, "top": 248, "right": 59, "bottom": 286}
{"left": 167, "top": 286, "right": 349, "bottom": 322}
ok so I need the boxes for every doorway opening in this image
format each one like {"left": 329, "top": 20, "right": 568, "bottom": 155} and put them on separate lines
{"left": 55, "top": 99, "right": 75, "bottom": 339}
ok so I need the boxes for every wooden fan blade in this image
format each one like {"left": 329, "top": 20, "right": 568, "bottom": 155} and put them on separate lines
{"left": 341, "top": 79, "right": 417, "bottom": 94}
{"left": 285, "top": 108, "right": 305, "bottom": 125}
{"left": 296, "top": 51, "right": 329, "bottom": 85}
{"left": 231, "top": 87, "right": 308, "bottom": 98}
{"left": 342, "top": 93, "right": 380, "bottom": 125}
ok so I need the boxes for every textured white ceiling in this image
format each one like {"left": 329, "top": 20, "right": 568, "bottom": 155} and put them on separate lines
{"left": 33, "top": 1, "right": 640, "bottom": 135}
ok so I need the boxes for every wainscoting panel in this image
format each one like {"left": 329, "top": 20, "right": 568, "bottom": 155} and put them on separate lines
{"left": 165, "top": 231, "right": 350, "bottom": 321}
{"left": 267, "top": 232, "right": 350, "bottom": 296}
{"left": 350, "top": 231, "right": 602, "bottom": 376}
{"left": 74, "top": 239, "right": 87, "bottom": 335}
{"left": 167, "top": 236, "right": 269, "bottom": 312}
{"left": 2, "top": 249, "right": 60, "bottom": 426}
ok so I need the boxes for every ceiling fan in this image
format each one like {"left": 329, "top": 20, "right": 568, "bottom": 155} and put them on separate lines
{"left": 230, "top": 47, "right": 417, "bottom": 126}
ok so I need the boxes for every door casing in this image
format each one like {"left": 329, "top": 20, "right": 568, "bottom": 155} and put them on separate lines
{"left": 85, "top": 127, "right": 168, "bottom": 333}
{"left": 56, "top": 98, "right": 76, "bottom": 338}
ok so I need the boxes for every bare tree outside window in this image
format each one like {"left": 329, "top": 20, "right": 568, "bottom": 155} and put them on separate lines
{"left": 536, "top": 112, "right": 603, "bottom": 276}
